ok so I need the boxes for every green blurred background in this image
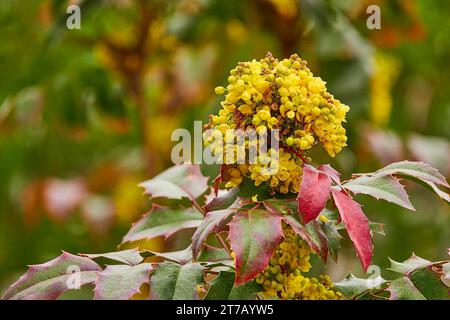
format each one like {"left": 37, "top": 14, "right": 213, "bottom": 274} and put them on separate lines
{"left": 0, "top": 0, "right": 448, "bottom": 291}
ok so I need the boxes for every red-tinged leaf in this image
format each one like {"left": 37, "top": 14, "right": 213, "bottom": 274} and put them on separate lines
{"left": 343, "top": 175, "right": 415, "bottom": 210}
{"left": 192, "top": 209, "right": 235, "bottom": 259}
{"left": 139, "top": 164, "right": 209, "bottom": 202}
{"left": 122, "top": 206, "right": 203, "bottom": 244}
{"left": 81, "top": 248, "right": 143, "bottom": 266}
{"left": 374, "top": 161, "right": 449, "bottom": 188}
{"left": 283, "top": 215, "right": 328, "bottom": 262}
{"left": 94, "top": 263, "right": 153, "bottom": 300}
{"left": 318, "top": 164, "right": 341, "bottom": 184}
{"left": 228, "top": 209, "right": 283, "bottom": 285}
{"left": 297, "top": 165, "right": 332, "bottom": 224}
{"left": 331, "top": 189, "right": 373, "bottom": 271}
{"left": 2, "top": 252, "right": 101, "bottom": 300}
{"left": 204, "top": 188, "right": 239, "bottom": 212}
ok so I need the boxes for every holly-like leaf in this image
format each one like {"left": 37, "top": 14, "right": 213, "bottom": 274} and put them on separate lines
{"left": 144, "top": 246, "right": 193, "bottom": 265}
{"left": 334, "top": 273, "right": 386, "bottom": 299}
{"left": 228, "top": 209, "right": 283, "bottom": 285}
{"left": 409, "top": 266, "right": 449, "bottom": 299}
{"left": 122, "top": 207, "right": 203, "bottom": 244}
{"left": 150, "top": 262, "right": 204, "bottom": 300}
{"left": 374, "top": 161, "right": 449, "bottom": 188}
{"left": 192, "top": 208, "right": 235, "bottom": 259}
{"left": 343, "top": 175, "right": 415, "bottom": 210}
{"left": 81, "top": 248, "right": 143, "bottom": 266}
{"left": 388, "top": 254, "right": 449, "bottom": 300}
{"left": 389, "top": 254, "right": 431, "bottom": 275}
{"left": 140, "top": 164, "right": 209, "bottom": 202}
{"left": 283, "top": 215, "right": 328, "bottom": 262}
{"left": 387, "top": 277, "right": 426, "bottom": 300}
{"left": 205, "top": 271, "right": 262, "bottom": 300}
{"left": 2, "top": 252, "right": 101, "bottom": 300}
{"left": 94, "top": 263, "right": 153, "bottom": 300}
{"left": 297, "top": 165, "right": 332, "bottom": 224}
{"left": 331, "top": 189, "right": 373, "bottom": 271}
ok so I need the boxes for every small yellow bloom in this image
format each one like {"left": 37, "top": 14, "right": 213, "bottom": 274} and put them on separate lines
{"left": 215, "top": 86, "right": 225, "bottom": 95}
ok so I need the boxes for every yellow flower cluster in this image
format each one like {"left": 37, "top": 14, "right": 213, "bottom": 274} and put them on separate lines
{"left": 256, "top": 224, "right": 342, "bottom": 300}
{"left": 370, "top": 52, "right": 400, "bottom": 126}
{"left": 220, "top": 148, "right": 302, "bottom": 193}
{"left": 205, "top": 53, "right": 349, "bottom": 193}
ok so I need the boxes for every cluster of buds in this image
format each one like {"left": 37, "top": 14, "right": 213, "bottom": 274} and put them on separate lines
{"left": 205, "top": 53, "right": 349, "bottom": 194}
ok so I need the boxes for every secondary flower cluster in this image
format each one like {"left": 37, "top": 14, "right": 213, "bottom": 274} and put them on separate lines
{"left": 205, "top": 53, "right": 349, "bottom": 194}
{"left": 256, "top": 223, "right": 342, "bottom": 300}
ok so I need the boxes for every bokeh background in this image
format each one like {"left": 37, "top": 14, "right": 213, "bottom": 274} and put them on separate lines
{"left": 0, "top": 0, "right": 449, "bottom": 293}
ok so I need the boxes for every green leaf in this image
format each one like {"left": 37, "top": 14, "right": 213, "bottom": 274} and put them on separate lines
{"left": 419, "top": 179, "right": 450, "bottom": 203}
{"left": 2, "top": 252, "right": 101, "bottom": 300}
{"left": 81, "top": 248, "right": 143, "bottom": 266}
{"left": 409, "top": 267, "right": 449, "bottom": 300}
{"left": 235, "top": 177, "right": 271, "bottom": 199}
{"left": 140, "top": 164, "right": 209, "bottom": 202}
{"left": 334, "top": 273, "right": 386, "bottom": 299}
{"left": 388, "top": 254, "right": 431, "bottom": 275}
{"left": 94, "top": 263, "right": 153, "bottom": 300}
{"left": 150, "top": 262, "right": 204, "bottom": 300}
{"left": 388, "top": 254, "right": 449, "bottom": 300}
{"left": 205, "top": 271, "right": 262, "bottom": 300}
{"left": 198, "top": 245, "right": 231, "bottom": 263}
{"left": 192, "top": 208, "right": 235, "bottom": 259}
{"left": 343, "top": 175, "right": 415, "bottom": 210}
{"left": 143, "top": 246, "right": 193, "bottom": 265}
{"left": 319, "top": 220, "right": 342, "bottom": 262}
{"left": 122, "top": 207, "right": 203, "bottom": 244}
{"left": 388, "top": 277, "right": 426, "bottom": 300}
{"left": 228, "top": 209, "right": 283, "bottom": 285}
{"left": 374, "top": 161, "right": 449, "bottom": 188}
{"left": 204, "top": 188, "right": 240, "bottom": 212}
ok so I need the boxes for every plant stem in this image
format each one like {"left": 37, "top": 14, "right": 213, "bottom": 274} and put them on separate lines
{"left": 216, "top": 233, "right": 231, "bottom": 255}
{"left": 279, "top": 143, "right": 309, "bottom": 164}
{"left": 192, "top": 199, "right": 205, "bottom": 216}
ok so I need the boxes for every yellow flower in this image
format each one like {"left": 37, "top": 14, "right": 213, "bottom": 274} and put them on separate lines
{"left": 256, "top": 224, "right": 343, "bottom": 300}
{"left": 215, "top": 86, "right": 226, "bottom": 95}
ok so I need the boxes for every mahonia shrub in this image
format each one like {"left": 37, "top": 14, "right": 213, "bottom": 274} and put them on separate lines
{"left": 3, "top": 54, "right": 449, "bottom": 300}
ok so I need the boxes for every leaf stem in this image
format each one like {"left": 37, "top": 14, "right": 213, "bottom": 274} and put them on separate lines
{"left": 192, "top": 199, "right": 206, "bottom": 216}
{"left": 216, "top": 233, "right": 231, "bottom": 255}
{"left": 279, "top": 143, "right": 309, "bottom": 164}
